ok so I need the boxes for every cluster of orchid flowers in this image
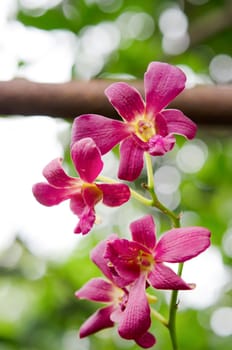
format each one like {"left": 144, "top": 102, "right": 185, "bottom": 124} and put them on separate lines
{"left": 33, "top": 62, "right": 211, "bottom": 349}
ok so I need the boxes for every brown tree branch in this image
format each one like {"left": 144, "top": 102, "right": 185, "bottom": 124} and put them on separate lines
{"left": 0, "top": 78, "right": 232, "bottom": 125}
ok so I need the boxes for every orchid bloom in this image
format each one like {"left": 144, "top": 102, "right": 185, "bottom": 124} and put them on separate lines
{"left": 32, "top": 138, "right": 130, "bottom": 235}
{"left": 75, "top": 236, "right": 156, "bottom": 348}
{"left": 71, "top": 62, "right": 197, "bottom": 181}
{"left": 105, "top": 215, "right": 211, "bottom": 290}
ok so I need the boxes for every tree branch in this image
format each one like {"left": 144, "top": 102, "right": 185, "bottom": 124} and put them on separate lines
{"left": 0, "top": 78, "right": 232, "bottom": 125}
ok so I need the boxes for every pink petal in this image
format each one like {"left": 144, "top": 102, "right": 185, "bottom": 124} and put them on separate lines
{"left": 42, "top": 158, "right": 78, "bottom": 187}
{"left": 155, "top": 227, "right": 211, "bottom": 263}
{"left": 118, "top": 137, "right": 145, "bottom": 181}
{"left": 91, "top": 235, "right": 118, "bottom": 281}
{"left": 97, "top": 183, "right": 130, "bottom": 206}
{"left": 144, "top": 62, "right": 186, "bottom": 114}
{"left": 135, "top": 332, "right": 156, "bottom": 348}
{"left": 71, "top": 138, "right": 103, "bottom": 183}
{"left": 118, "top": 274, "right": 151, "bottom": 340}
{"left": 82, "top": 185, "right": 103, "bottom": 207}
{"left": 105, "top": 82, "right": 145, "bottom": 122}
{"left": 75, "top": 278, "right": 114, "bottom": 302}
{"left": 90, "top": 235, "right": 129, "bottom": 288}
{"left": 32, "top": 183, "right": 75, "bottom": 206}
{"left": 154, "top": 112, "right": 169, "bottom": 136}
{"left": 148, "top": 134, "right": 176, "bottom": 156}
{"left": 73, "top": 205, "right": 96, "bottom": 235}
{"left": 161, "top": 109, "right": 197, "bottom": 140}
{"left": 70, "top": 194, "right": 85, "bottom": 216}
{"left": 79, "top": 306, "right": 114, "bottom": 338}
{"left": 130, "top": 215, "right": 156, "bottom": 250}
{"left": 148, "top": 263, "right": 191, "bottom": 290}
{"left": 71, "top": 114, "right": 130, "bottom": 154}
{"left": 105, "top": 239, "right": 145, "bottom": 283}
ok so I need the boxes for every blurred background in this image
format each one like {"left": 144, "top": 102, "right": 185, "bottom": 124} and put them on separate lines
{"left": 0, "top": 0, "right": 232, "bottom": 349}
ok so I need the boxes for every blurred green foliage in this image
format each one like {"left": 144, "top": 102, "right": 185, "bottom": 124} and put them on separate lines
{"left": 1, "top": 0, "right": 232, "bottom": 349}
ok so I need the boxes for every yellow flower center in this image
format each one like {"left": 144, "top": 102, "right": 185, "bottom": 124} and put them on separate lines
{"left": 137, "top": 250, "right": 154, "bottom": 272}
{"left": 131, "top": 114, "right": 156, "bottom": 142}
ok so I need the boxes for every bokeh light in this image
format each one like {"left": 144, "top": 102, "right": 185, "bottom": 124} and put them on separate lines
{"left": 209, "top": 54, "right": 232, "bottom": 84}
{"left": 176, "top": 139, "right": 208, "bottom": 173}
{"left": 211, "top": 307, "right": 232, "bottom": 336}
{"left": 159, "top": 7, "right": 189, "bottom": 55}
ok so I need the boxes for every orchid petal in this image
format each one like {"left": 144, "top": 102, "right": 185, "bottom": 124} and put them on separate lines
{"left": 105, "top": 82, "right": 145, "bottom": 122}
{"left": 32, "top": 183, "right": 75, "bottom": 206}
{"left": 161, "top": 109, "right": 197, "bottom": 140}
{"left": 97, "top": 183, "right": 130, "bottom": 207}
{"left": 73, "top": 205, "right": 96, "bottom": 235}
{"left": 71, "top": 138, "right": 103, "bottom": 183}
{"left": 118, "top": 137, "right": 144, "bottom": 181}
{"left": 154, "top": 112, "right": 169, "bottom": 136}
{"left": 105, "top": 239, "right": 145, "bottom": 283}
{"left": 91, "top": 235, "right": 119, "bottom": 281}
{"left": 42, "top": 158, "right": 78, "bottom": 187}
{"left": 155, "top": 227, "right": 211, "bottom": 263}
{"left": 82, "top": 185, "right": 103, "bottom": 207}
{"left": 135, "top": 332, "right": 156, "bottom": 348}
{"left": 145, "top": 62, "right": 186, "bottom": 114}
{"left": 148, "top": 134, "right": 175, "bottom": 156}
{"left": 70, "top": 194, "right": 85, "bottom": 216}
{"left": 148, "top": 263, "right": 191, "bottom": 290}
{"left": 130, "top": 215, "right": 156, "bottom": 250}
{"left": 75, "top": 278, "right": 114, "bottom": 302}
{"left": 118, "top": 274, "right": 151, "bottom": 340}
{"left": 79, "top": 306, "right": 114, "bottom": 338}
{"left": 71, "top": 114, "right": 130, "bottom": 154}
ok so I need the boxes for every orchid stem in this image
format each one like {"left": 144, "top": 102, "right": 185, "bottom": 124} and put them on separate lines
{"left": 150, "top": 307, "right": 168, "bottom": 327}
{"left": 144, "top": 153, "right": 185, "bottom": 350}
{"left": 97, "top": 175, "right": 152, "bottom": 206}
{"left": 144, "top": 153, "right": 180, "bottom": 228}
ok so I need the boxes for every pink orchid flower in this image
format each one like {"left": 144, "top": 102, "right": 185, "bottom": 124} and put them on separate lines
{"left": 105, "top": 215, "right": 211, "bottom": 290}
{"left": 75, "top": 236, "right": 156, "bottom": 348}
{"left": 32, "top": 138, "right": 130, "bottom": 235}
{"left": 71, "top": 62, "right": 197, "bottom": 181}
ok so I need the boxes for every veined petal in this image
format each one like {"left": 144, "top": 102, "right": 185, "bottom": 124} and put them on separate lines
{"left": 71, "top": 138, "right": 103, "bottom": 183}
{"left": 118, "top": 137, "right": 144, "bottom": 181}
{"left": 75, "top": 278, "right": 114, "bottom": 302}
{"left": 135, "top": 332, "right": 156, "bottom": 349}
{"left": 130, "top": 215, "right": 156, "bottom": 250}
{"left": 73, "top": 205, "right": 96, "bottom": 235}
{"left": 79, "top": 306, "right": 114, "bottom": 338}
{"left": 91, "top": 235, "right": 119, "bottom": 281}
{"left": 32, "top": 183, "right": 76, "bottom": 206}
{"left": 155, "top": 227, "right": 211, "bottom": 263}
{"left": 145, "top": 62, "right": 186, "bottom": 114}
{"left": 161, "top": 109, "right": 197, "bottom": 140}
{"left": 82, "top": 185, "right": 103, "bottom": 207}
{"left": 70, "top": 194, "right": 85, "bottom": 216}
{"left": 148, "top": 264, "right": 191, "bottom": 290}
{"left": 105, "top": 82, "right": 145, "bottom": 122}
{"left": 42, "top": 158, "right": 78, "bottom": 187}
{"left": 71, "top": 114, "right": 130, "bottom": 154}
{"left": 148, "top": 134, "right": 175, "bottom": 156}
{"left": 118, "top": 274, "right": 151, "bottom": 340}
{"left": 105, "top": 239, "right": 144, "bottom": 282}
{"left": 97, "top": 183, "right": 130, "bottom": 207}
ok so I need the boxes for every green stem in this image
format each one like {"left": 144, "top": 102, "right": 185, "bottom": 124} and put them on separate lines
{"left": 143, "top": 154, "right": 186, "bottom": 349}
{"left": 168, "top": 262, "right": 183, "bottom": 350}
{"left": 144, "top": 153, "right": 180, "bottom": 227}
{"left": 150, "top": 307, "right": 168, "bottom": 327}
{"left": 97, "top": 175, "right": 152, "bottom": 206}
{"left": 145, "top": 152, "right": 155, "bottom": 189}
